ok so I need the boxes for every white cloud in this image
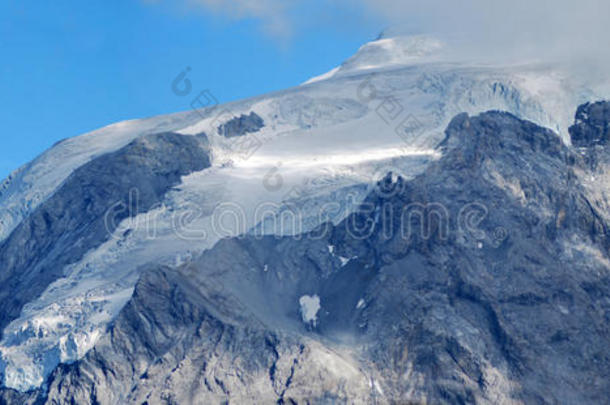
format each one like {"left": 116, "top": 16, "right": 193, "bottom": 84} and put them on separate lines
{"left": 186, "top": 0, "right": 296, "bottom": 38}
{"left": 152, "top": 0, "right": 610, "bottom": 76}
{"left": 360, "top": 0, "right": 610, "bottom": 64}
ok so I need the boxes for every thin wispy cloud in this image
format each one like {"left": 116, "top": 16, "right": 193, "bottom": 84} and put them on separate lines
{"left": 147, "top": 0, "right": 373, "bottom": 42}
{"left": 187, "top": 0, "right": 295, "bottom": 38}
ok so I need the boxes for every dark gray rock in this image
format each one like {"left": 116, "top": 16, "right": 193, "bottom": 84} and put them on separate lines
{"left": 217, "top": 112, "right": 264, "bottom": 138}
{"left": 5, "top": 108, "right": 610, "bottom": 404}
{"left": 0, "top": 388, "right": 40, "bottom": 405}
{"left": 0, "top": 132, "right": 210, "bottom": 338}
{"left": 347, "top": 111, "right": 610, "bottom": 404}
{"left": 569, "top": 100, "right": 610, "bottom": 147}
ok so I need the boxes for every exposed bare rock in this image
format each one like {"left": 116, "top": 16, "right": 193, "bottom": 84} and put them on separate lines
{"left": 10, "top": 109, "right": 610, "bottom": 404}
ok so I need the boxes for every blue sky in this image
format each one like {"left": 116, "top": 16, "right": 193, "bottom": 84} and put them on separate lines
{"left": 0, "top": 1, "right": 383, "bottom": 179}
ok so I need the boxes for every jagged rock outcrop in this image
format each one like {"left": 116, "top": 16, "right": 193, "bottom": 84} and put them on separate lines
{"left": 218, "top": 112, "right": 264, "bottom": 138}
{"left": 8, "top": 108, "right": 610, "bottom": 404}
{"left": 569, "top": 101, "right": 610, "bottom": 147}
{"left": 351, "top": 111, "right": 610, "bottom": 404}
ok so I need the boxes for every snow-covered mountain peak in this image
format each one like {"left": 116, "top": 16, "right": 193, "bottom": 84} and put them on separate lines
{"left": 0, "top": 29, "right": 608, "bottom": 393}
{"left": 305, "top": 34, "right": 444, "bottom": 84}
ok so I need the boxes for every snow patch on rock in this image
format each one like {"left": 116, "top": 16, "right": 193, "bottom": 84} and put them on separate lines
{"left": 299, "top": 295, "right": 321, "bottom": 327}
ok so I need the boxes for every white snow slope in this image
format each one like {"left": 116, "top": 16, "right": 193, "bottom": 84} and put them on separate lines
{"left": 0, "top": 34, "right": 607, "bottom": 391}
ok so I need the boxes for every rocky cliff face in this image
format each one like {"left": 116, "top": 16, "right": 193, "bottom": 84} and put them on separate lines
{"left": 5, "top": 105, "right": 609, "bottom": 404}
{"left": 0, "top": 132, "right": 210, "bottom": 391}
{"left": 0, "top": 132, "right": 210, "bottom": 336}
{"left": 569, "top": 101, "right": 610, "bottom": 147}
